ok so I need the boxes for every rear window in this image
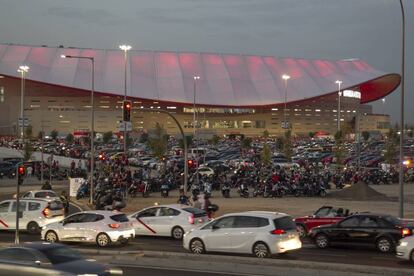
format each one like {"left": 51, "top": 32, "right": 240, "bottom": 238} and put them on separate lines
{"left": 383, "top": 216, "right": 402, "bottom": 226}
{"left": 234, "top": 216, "right": 269, "bottom": 228}
{"left": 110, "top": 214, "right": 129, "bottom": 222}
{"left": 48, "top": 201, "right": 64, "bottom": 210}
{"left": 183, "top": 207, "right": 207, "bottom": 218}
{"left": 35, "top": 192, "right": 57, "bottom": 198}
{"left": 273, "top": 216, "right": 296, "bottom": 230}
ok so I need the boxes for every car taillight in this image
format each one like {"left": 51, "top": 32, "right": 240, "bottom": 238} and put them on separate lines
{"left": 402, "top": 228, "right": 411, "bottom": 237}
{"left": 42, "top": 208, "right": 50, "bottom": 218}
{"left": 271, "top": 229, "right": 286, "bottom": 235}
{"left": 188, "top": 214, "right": 195, "bottom": 224}
{"left": 108, "top": 223, "right": 120, "bottom": 229}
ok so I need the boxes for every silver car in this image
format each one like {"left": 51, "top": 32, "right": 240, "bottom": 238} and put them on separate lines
{"left": 42, "top": 210, "right": 135, "bottom": 247}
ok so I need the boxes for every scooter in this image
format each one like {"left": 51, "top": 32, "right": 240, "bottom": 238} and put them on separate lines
{"left": 238, "top": 183, "right": 249, "bottom": 198}
{"left": 221, "top": 184, "right": 231, "bottom": 198}
{"left": 160, "top": 184, "right": 169, "bottom": 198}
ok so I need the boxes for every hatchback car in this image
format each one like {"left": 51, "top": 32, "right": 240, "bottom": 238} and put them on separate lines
{"left": 0, "top": 242, "right": 120, "bottom": 275}
{"left": 42, "top": 210, "right": 135, "bottom": 247}
{"left": 21, "top": 190, "right": 60, "bottom": 202}
{"left": 0, "top": 199, "right": 64, "bottom": 234}
{"left": 183, "top": 211, "right": 301, "bottom": 258}
{"left": 129, "top": 204, "right": 209, "bottom": 240}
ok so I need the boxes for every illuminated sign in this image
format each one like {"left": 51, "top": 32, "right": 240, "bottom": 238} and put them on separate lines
{"left": 343, "top": 90, "right": 361, "bottom": 99}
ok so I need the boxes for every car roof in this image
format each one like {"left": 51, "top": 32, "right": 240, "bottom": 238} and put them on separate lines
{"left": 76, "top": 210, "right": 126, "bottom": 216}
{"left": 137, "top": 204, "right": 191, "bottom": 211}
{"left": 1, "top": 198, "right": 53, "bottom": 203}
{"left": 221, "top": 211, "right": 290, "bottom": 219}
{"left": 351, "top": 213, "right": 394, "bottom": 218}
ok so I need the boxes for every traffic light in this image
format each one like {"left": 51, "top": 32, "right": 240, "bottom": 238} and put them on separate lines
{"left": 98, "top": 154, "right": 105, "bottom": 161}
{"left": 123, "top": 100, "right": 132, "bottom": 122}
{"left": 187, "top": 159, "right": 193, "bottom": 168}
{"left": 17, "top": 165, "right": 25, "bottom": 185}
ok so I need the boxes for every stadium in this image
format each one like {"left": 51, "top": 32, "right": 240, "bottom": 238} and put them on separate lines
{"left": 0, "top": 44, "right": 400, "bottom": 137}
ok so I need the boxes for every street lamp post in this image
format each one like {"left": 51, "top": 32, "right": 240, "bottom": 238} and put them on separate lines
{"left": 119, "top": 45, "right": 132, "bottom": 157}
{"left": 17, "top": 66, "right": 29, "bottom": 141}
{"left": 61, "top": 55, "right": 95, "bottom": 205}
{"left": 382, "top": 98, "right": 386, "bottom": 114}
{"left": 335, "top": 80, "right": 342, "bottom": 132}
{"left": 193, "top": 76, "right": 200, "bottom": 186}
{"left": 282, "top": 74, "right": 290, "bottom": 129}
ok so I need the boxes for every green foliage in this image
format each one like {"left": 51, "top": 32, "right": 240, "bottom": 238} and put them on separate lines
{"left": 139, "top": 132, "right": 149, "bottom": 143}
{"left": 50, "top": 130, "right": 58, "bottom": 140}
{"left": 283, "top": 130, "right": 292, "bottom": 161}
{"left": 262, "top": 130, "right": 269, "bottom": 139}
{"left": 23, "top": 142, "right": 34, "bottom": 161}
{"left": 308, "top": 132, "right": 315, "bottom": 138}
{"left": 178, "top": 135, "right": 193, "bottom": 149}
{"left": 37, "top": 131, "right": 44, "bottom": 140}
{"left": 147, "top": 123, "right": 168, "bottom": 160}
{"left": 211, "top": 135, "right": 220, "bottom": 145}
{"left": 103, "top": 131, "right": 113, "bottom": 144}
{"left": 66, "top": 133, "right": 74, "bottom": 144}
{"left": 261, "top": 143, "right": 271, "bottom": 166}
{"left": 276, "top": 136, "right": 284, "bottom": 151}
{"left": 334, "top": 130, "right": 346, "bottom": 166}
{"left": 362, "top": 131, "right": 370, "bottom": 142}
{"left": 25, "top": 125, "right": 33, "bottom": 138}
{"left": 241, "top": 137, "right": 252, "bottom": 149}
{"left": 384, "top": 128, "right": 398, "bottom": 164}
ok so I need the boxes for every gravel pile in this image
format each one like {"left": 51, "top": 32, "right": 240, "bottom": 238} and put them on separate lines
{"left": 328, "top": 181, "right": 389, "bottom": 201}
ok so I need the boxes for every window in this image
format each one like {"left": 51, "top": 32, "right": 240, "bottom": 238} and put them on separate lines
{"left": 137, "top": 208, "right": 158, "bottom": 218}
{"left": 11, "top": 202, "right": 27, "bottom": 212}
{"left": 234, "top": 216, "right": 269, "bottom": 228}
{"left": 359, "top": 217, "right": 379, "bottom": 227}
{"left": 110, "top": 214, "right": 129, "bottom": 222}
{"left": 159, "top": 207, "right": 180, "bottom": 216}
{"left": 28, "top": 202, "right": 41, "bottom": 211}
{"left": 82, "top": 214, "right": 105, "bottom": 223}
{"left": 203, "top": 216, "right": 235, "bottom": 230}
{"left": 64, "top": 214, "right": 83, "bottom": 224}
{"left": 273, "top": 216, "right": 295, "bottom": 230}
{"left": 339, "top": 217, "right": 360, "bottom": 227}
{"left": 35, "top": 191, "right": 57, "bottom": 198}
{"left": 0, "top": 202, "right": 10, "bottom": 213}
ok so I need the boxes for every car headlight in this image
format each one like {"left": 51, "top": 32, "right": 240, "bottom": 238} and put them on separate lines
{"left": 399, "top": 241, "right": 408, "bottom": 247}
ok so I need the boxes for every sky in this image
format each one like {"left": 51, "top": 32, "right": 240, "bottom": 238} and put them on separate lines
{"left": 0, "top": 0, "right": 412, "bottom": 124}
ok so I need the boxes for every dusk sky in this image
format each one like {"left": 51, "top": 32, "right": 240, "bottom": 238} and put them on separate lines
{"left": 0, "top": 0, "right": 412, "bottom": 124}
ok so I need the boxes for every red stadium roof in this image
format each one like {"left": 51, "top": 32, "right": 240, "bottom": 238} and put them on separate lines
{"left": 0, "top": 44, "right": 400, "bottom": 107}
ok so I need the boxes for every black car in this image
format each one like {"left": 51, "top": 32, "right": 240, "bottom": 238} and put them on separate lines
{"left": 0, "top": 162, "right": 16, "bottom": 178}
{"left": 0, "top": 242, "right": 121, "bottom": 275}
{"left": 308, "top": 213, "right": 414, "bottom": 253}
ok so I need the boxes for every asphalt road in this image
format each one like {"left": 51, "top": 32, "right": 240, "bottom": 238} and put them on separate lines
{"left": 119, "top": 265, "right": 252, "bottom": 276}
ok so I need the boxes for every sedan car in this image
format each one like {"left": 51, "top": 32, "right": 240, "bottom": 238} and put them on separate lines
{"left": 309, "top": 213, "right": 414, "bottom": 253}
{"left": 129, "top": 204, "right": 208, "bottom": 240}
{"left": 42, "top": 211, "right": 135, "bottom": 247}
{"left": 0, "top": 242, "right": 121, "bottom": 275}
{"left": 183, "top": 211, "right": 301, "bottom": 258}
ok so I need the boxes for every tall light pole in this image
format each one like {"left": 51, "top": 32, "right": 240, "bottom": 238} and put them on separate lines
{"left": 193, "top": 76, "right": 200, "bottom": 186}
{"left": 61, "top": 55, "right": 95, "bottom": 204}
{"left": 282, "top": 74, "right": 290, "bottom": 129}
{"left": 17, "top": 65, "right": 29, "bottom": 140}
{"left": 382, "top": 98, "right": 386, "bottom": 114}
{"left": 397, "top": 0, "right": 405, "bottom": 218}
{"left": 335, "top": 80, "right": 342, "bottom": 132}
{"left": 119, "top": 44, "right": 132, "bottom": 156}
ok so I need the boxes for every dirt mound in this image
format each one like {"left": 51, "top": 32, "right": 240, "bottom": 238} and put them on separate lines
{"left": 328, "top": 181, "right": 389, "bottom": 201}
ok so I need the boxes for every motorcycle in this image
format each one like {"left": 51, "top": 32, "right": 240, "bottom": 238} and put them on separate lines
{"left": 138, "top": 181, "right": 151, "bottom": 198}
{"left": 160, "top": 184, "right": 169, "bottom": 198}
{"left": 238, "top": 183, "right": 249, "bottom": 198}
{"left": 76, "top": 181, "right": 90, "bottom": 200}
{"left": 221, "top": 184, "right": 231, "bottom": 198}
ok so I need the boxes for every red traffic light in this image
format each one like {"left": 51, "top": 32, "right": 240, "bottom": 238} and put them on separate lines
{"left": 99, "top": 154, "right": 105, "bottom": 160}
{"left": 125, "top": 103, "right": 131, "bottom": 110}
{"left": 18, "top": 166, "right": 25, "bottom": 175}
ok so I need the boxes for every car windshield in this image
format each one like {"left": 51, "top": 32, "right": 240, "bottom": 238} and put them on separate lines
{"left": 383, "top": 215, "right": 402, "bottom": 226}
{"left": 48, "top": 201, "right": 64, "bottom": 210}
{"left": 41, "top": 246, "right": 83, "bottom": 264}
{"left": 110, "top": 214, "right": 129, "bottom": 222}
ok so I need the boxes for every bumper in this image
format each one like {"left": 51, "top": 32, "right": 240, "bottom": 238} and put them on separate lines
{"left": 271, "top": 238, "right": 302, "bottom": 254}
{"left": 107, "top": 229, "right": 135, "bottom": 242}
{"left": 396, "top": 246, "right": 410, "bottom": 260}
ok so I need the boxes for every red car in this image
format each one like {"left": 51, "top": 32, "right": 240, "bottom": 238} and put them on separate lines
{"left": 294, "top": 206, "right": 350, "bottom": 238}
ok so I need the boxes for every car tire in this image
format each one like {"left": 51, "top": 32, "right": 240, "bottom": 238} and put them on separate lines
{"left": 45, "top": 230, "right": 59, "bottom": 243}
{"left": 96, "top": 233, "right": 111, "bottom": 247}
{"left": 315, "top": 233, "right": 330, "bottom": 249}
{"left": 27, "top": 222, "right": 40, "bottom": 234}
{"left": 296, "top": 224, "right": 307, "bottom": 239}
{"left": 410, "top": 249, "right": 414, "bottom": 262}
{"left": 189, "top": 238, "right": 205, "bottom": 254}
{"left": 253, "top": 242, "right": 270, "bottom": 258}
{"left": 376, "top": 236, "right": 393, "bottom": 253}
{"left": 172, "top": 226, "right": 184, "bottom": 240}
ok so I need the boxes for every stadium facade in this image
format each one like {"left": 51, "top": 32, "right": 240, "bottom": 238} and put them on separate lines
{"left": 0, "top": 44, "right": 399, "bottom": 137}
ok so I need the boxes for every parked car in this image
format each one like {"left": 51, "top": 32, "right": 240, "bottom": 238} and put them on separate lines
{"left": 0, "top": 162, "right": 16, "bottom": 179}
{"left": 183, "top": 211, "right": 301, "bottom": 258}
{"left": 42, "top": 211, "right": 134, "bottom": 247}
{"left": 0, "top": 242, "right": 121, "bottom": 275}
{"left": 294, "top": 206, "right": 350, "bottom": 238}
{"left": 21, "top": 190, "right": 61, "bottom": 202}
{"left": 309, "top": 213, "right": 414, "bottom": 253}
{"left": 0, "top": 199, "right": 64, "bottom": 234}
{"left": 396, "top": 235, "right": 414, "bottom": 262}
{"left": 129, "top": 204, "right": 208, "bottom": 240}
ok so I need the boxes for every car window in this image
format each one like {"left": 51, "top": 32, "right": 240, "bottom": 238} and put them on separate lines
{"left": 137, "top": 208, "right": 158, "bottom": 218}
{"left": 182, "top": 207, "right": 207, "bottom": 218}
{"left": 35, "top": 191, "right": 57, "bottom": 198}
{"left": 0, "top": 248, "right": 36, "bottom": 263}
{"left": 11, "top": 202, "right": 27, "bottom": 212}
{"left": 110, "top": 214, "right": 129, "bottom": 222}
{"left": 339, "top": 216, "right": 360, "bottom": 227}
{"left": 22, "top": 192, "right": 31, "bottom": 198}
{"left": 234, "top": 216, "right": 269, "bottom": 228}
{"left": 314, "top": 207, "right": 332, "bottom": 217}
{"left": 0, "top": 202, "right": 10, "bottom": 213}
{"left": 359, "top": 217, "right": 379, "bottom": 227}
{"left": 48, "top": 200, "right": 64, "bottom": 211}
{"left": 213, "top": 216, "right": 235, "bottom": 229}
{"left": 159, "top": 207, "right": 180, "bottom": 216}
{"left": 81, "top": 214, "right": 104, "bottom": 223}
{"left": 273, "top": 216, "right": 296, "bottom": 230}
{"left": 64, "top": 214, "right": 83, "bottom": 224}
{"left": 28, "top": 202, "right": 41, "bottom": 211}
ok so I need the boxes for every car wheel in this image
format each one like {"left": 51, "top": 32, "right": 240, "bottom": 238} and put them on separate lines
{"left": 296, "top": 224, "right": 307, "bottom": 239}
{"left": 410, "top": 249, "right": 414, "bottom": 262}
{"left": 27, "top": 222, "right": 40, "bottom": 234}
{"left": 253, "top": 242, "right": 270, "bottom": 258}
{"left": 45, "top": 231, "right": 59, "bottom": 243}
{"left": 189, "top": 238, "right": 205, "bottom": 254}
{"left": 315, "top": 233, "right": 329, "bottom": 249}
{"left": 96, "top": 233, "right": 111, "bottom": 247}
{"left": 172, "top": 226, "right": 184, "bottom": 240}
{"left": 376, "top": 237, "right": 393, "bottom": 253}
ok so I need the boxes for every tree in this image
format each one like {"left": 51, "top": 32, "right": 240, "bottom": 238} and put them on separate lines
{"left": 384, "top": 128, "right": 398, "bottom": 164}
{"left": 211, "top": 135, "right": 220, "bottom": 145}
{"left": 334, "top": 130, "right": 346, "bottom": 167}
{"left": 23, "top": 142, "right": 34, "bottom": 161}
{"left": 147, "top": 123, "right": 169, "bottom": 160}
{"left": 262, "top": 130, "right": 269, "bottom": 139}
{"left": 283, "top": 130, "right": 293, "bottom": 161}
{"left": 362, "top": 131, "right": 370, "bottom": 142}
{"left": 241, "top": 137, "right": 252, "bottom": 150}
{"left": 139, "top": 132, "right": 149, "bottom": 143}
{"left": 308, "top": 132, "right": 315, "bottom": 138}
{"left": 178, "top": 135, "right": 193, "bottom": 149}
{"left": 37, "top": 131, "right": 44, "bottom": 140}
{"left": 103, "top": 131, "right": 113, "bottom": 144}
{"left": 66, "top": 133, "right": 74, "bottom": 144}
{"left": 50, "top": 130, "right": 58, "bottom": 140}
{"left": 276, "top": 136, "right": 284, "bottom": 151}
{"left": 261, "top": 143, "right": 271, "bottom": 166}
{"left": 25, "top": 125, "right": 33, "bottom": 138}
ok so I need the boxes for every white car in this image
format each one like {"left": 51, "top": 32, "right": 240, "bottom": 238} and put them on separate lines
{"left": 42, "top": 210, "right": 135, "bottom": 247}
{"left": 396, "top": 235, "right": 414, "bottom": 261}
{"left": 0, "top": 199, "right": 64, "bottom": 234}
{"left": 129, "top": 204, "right": 209, "bottom": 240}
{"left": 183, "top": 211, "right": 302, "bottom": 258}
{"left": 197, "top": 167, "right": 214, "bottom": 177}
{"left": 21, "top": 190, "right": 60, "bottom": 202}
